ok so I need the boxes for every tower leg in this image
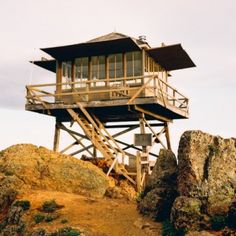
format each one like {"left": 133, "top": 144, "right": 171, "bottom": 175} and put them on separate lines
{"left": 165, "top": 122, "right": 171, "bottom": 150}
{"left": 53, "top": 121, "right": 60, "bottom": 152}
{"left": 136, "top": 151, "right": 142, "bottom": 192}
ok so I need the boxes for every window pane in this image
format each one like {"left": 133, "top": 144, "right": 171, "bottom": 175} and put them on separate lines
{"left": 75, "top": 58, "right": 81, "bottom": 79}
{"left": 99, "top": 56, "right": 105, "bottom": 79}
{"left": 134, "top": 51, "right": 142, "bottom": 76}
{"left": 109, "top": 55, "right": 115, "bottom": 78}
{"left": 62, "top": 61, "right": 72, "bottom": 89}
{"left": 116, "top": 54, "right": 123, "bottom": 78}
{"left": 91, "top": 56, "right": 98, "bottom": 79}
{"left": 126, "top": 52, "right": 133, "bottom": 77}
{"left": 81, "top": 57, "right": 88, "bottom": 79}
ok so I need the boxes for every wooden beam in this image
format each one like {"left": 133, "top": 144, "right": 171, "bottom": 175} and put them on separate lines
{"left": 60, "top": 141, "right": 77, "bottom": 154}
{"left": 134, "top": 105, "right": 172, "bottom": 122}
{"left": 127, "top": 76, "right": 153, "bottom": 104}
{"left": 56, "top": 61, "right": 62, "bottom": 98}
{"left": 143, "top": 119, "right": 167, "bottom": 149}
{"left": 58, "top": 123, "right": 93, "bottom": 156}
{"left": 165, "top": 122, "right": 172, "bottom": 150}
{"left": 104, "top": 123, "right": 164, "bottom": 129}
{"left": 136, "top": 151, "right": 142, "bottom": 192}
{"left": 71, "top": 59, "right": 75, "bottom": 91}
{"left": 53, "top": 122, "right": 60, "bottom": 152}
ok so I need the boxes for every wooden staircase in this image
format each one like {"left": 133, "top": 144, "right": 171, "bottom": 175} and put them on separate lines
{"left": 67, "top": 103, "right": 136, "bottom": 184}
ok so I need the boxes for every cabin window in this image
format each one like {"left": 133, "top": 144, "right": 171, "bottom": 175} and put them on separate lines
{"left": 126, "top": 51, "right": 142, "bottom": 77}
{"left": 75, "top": 57, "right": 88, "bottom": 88}
{"left": 108, "top": 53, "right": 123, "bottom": 78}
{"left": 91, "top": 56, "right": 105, "bottom": 80}
{"left": 62, "top": 61, "right": 72, "bottom": 89}
{"left": 91, "top": 56, "right": 106, "bottom": 87}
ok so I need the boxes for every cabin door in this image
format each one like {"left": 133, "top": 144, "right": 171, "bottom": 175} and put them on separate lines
{"left": 62, "top": 61, "right": 72, "bottom": 90}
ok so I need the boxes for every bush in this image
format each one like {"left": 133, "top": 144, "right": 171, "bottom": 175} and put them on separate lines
{"left": 49, "top": 227, "right": 80, "bottom": 236}
{"left": 34, "top": 214, "right": 45, "bottom": 224}
{"left": 162, "top": 220, "right": 185, "bottom": 236}
{"left": 61, "top": 219, "right": 68, "bottom": 224}
{"left": 228, "top": 201, "right": 236, "bottom": 229}
{"left": 4, "top": 170, "right": 14, "bottom": 176}
{"left": 210, "top": 215, "right": 227, "bottom": 230}
{"left": 14, "top": 200, "right": 30, "bottom": 211}
{"left": 41, "top": 199, "right": 63, "bottom": 213}
{"left": 45, "top": 214, "right": 58, "bottom": 222}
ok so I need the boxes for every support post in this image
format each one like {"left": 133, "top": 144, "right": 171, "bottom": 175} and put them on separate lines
{"left": 56, "top": 60, "right": 62, "bottom": 101}
{"left": 139, "top": 113, "right": 146, "bottom": 153}
{"left": 93, "top": 147, "right": 97, "bottom": 158}
{"left": 136, "top": 151, "right": 142, "bottom": 192}
{"left": 53, "top": 122, "right": 60, "bottom": 152}
{"left": 165, "top": 122, "right": 171, "bottom": 150}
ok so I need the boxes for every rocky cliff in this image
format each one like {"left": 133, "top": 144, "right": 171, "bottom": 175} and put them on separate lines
{"left": 139, "top": 130, "right": 236, "bottom": 233}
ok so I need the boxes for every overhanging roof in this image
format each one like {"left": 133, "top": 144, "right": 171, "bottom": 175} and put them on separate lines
{"left": 147, "top": 44, "right": 196, "bottom": 71}
{"left": 31, "top": 60, "right": 56, "bottom": 73}
{"left": 41, "top": 37, "right": 141, "bottom": 60}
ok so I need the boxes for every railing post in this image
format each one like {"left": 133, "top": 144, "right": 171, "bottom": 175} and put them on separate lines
{"left": 153, "top": 76, "right": 157, "bottom": 97}
{"left": 173, "top": 89, "right": 176, "bottom": 106}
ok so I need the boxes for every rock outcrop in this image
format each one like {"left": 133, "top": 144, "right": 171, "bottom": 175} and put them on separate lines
{"left": 0, "top": 144, "right": 111, "bottom": 197}
{"left": 171, "top": 130, "right": 236, "bottom": 231}
{"left": 138, "top": 149, "right": 178, "bottom": 220}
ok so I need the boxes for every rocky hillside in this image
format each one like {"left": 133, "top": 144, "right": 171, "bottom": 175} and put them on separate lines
{"left": 0, "top": 144, "right": 162, "bottom": 236}
{"left": 139, "top": 130, "right": 236, "bottom": 234}
{"left": 0, "top": 144, "right": 111, "bottom": 197}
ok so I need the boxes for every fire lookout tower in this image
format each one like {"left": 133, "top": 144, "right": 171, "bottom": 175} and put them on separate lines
{"left": 26, "top": 32, "right": 195, "bottom": 190}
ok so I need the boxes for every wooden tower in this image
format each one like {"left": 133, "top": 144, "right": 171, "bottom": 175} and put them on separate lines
{"left": 26, "top": 32, "right": 195, "bottom": 190}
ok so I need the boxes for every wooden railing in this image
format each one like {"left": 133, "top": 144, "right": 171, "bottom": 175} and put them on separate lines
{"left": 26, "top": 75, "right": 188, "bottom": 114}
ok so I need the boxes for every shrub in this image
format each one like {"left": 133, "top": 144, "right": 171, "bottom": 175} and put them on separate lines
{"left": 41, "top": 199, "right": 63, "bottom": 213}
{"left": 210, "top": 215, "right": 227, "bottom": 230}
{"left": 14, "top": 200, "right": 30, "bottom": 211}
{"left": 162, "top": 220, "right": 185, "bottom": 236}
{"left": 61, "top": 219, "right": 68, "bottom": 224}
{"left": 49, "top": 227, "right": 80, "bottom": 236}
{"left": 45, "top": 214, "right": 58, "bottom": 222}
{"left": 4, "top": 170, "right": 14, "bottom": 176}
{"left": 208, "top": 144, "right": 219, "bottom": 156}
{"left": 34, "top": 214, "right": 45, "bottom": 224}
{"left": 228, "top": 201, "right": 236, "bottom": 229}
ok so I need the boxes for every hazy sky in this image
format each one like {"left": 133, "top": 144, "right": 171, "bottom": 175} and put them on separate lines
{"left": 0, "top": 0, "right": 235, "bottom": 154}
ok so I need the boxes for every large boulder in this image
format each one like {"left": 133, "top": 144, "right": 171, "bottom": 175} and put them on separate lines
{"left": 177, "top": 131, "right": 236, "bottom": 215}
{"left": 170, "top": 196, "right": 204, "bottom": 231}
{"left": 171, "top": 130, "right": 236, "bottom": 231}
{"left": 138, "top": 149, "right": 178, "bottom": 220}
{"left": 0, "top": 144, "right": 111, "bottom": 197}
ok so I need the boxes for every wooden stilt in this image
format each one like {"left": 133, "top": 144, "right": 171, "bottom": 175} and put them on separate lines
{"left": 93, "top": 147, "right": 97, "bottom": 158}
{"left": 53, "top": 122, "right": 60, "bottom": 152}
{"left": 165, "top": 122, "right": 172, "bottom": 150}
{"left": 136, "top": 151, "right": 142, "bottom": 192}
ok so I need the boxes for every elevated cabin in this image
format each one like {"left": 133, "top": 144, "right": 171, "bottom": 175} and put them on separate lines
{"left": 26, "top": 33, "right": 195, "bottom": 189}
{"left": 26, "top": 32, "right": 195, "bottom": 122}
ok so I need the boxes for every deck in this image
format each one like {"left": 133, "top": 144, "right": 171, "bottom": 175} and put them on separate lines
{"left": 25, "top": 75, "right": 189, "bottom": 122}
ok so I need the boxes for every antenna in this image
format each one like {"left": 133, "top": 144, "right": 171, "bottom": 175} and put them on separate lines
{"left": 138, "top": 35, "right": 146, "bottom": 42}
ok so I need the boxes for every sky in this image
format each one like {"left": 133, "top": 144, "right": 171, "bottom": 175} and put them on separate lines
{"left": 0, "top": 0, "right": 235, "bottom": 155}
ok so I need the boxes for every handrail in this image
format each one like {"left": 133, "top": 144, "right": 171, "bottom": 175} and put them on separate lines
{"left": 26, "top": 75, "right": 152, "bottom": 88}
{"left": 26, "top": 75, "right": 189, "bottom": 114}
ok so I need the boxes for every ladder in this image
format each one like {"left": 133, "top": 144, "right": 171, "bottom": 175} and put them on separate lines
{"left": 67, "top": 103, "right": 136, "bottom": 185}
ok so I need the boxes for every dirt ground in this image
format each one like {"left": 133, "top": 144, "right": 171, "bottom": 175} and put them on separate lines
{"left": 18, "top": 190, "right": 162, "bottom": 236}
